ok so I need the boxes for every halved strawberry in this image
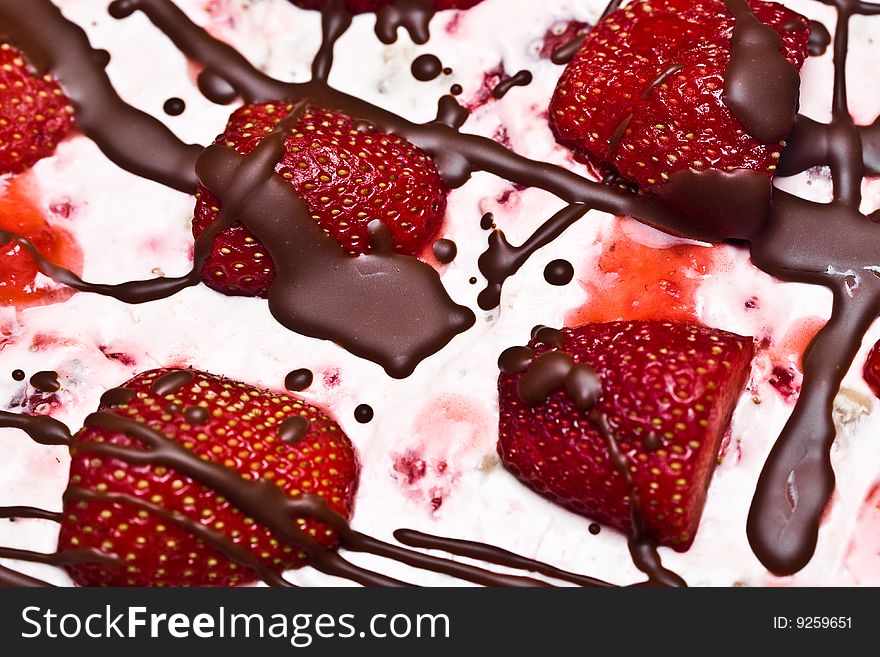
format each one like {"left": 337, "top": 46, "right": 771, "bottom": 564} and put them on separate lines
{"left": 193, "top": 104, "right": 447, "bottom": 297}
{"left": 289, "top": 0, "right": 484, "bottom": 14}
{"left": 57, "top": 368, "right": 359, "bottom": 587}
{"left": 498, "top": 321, "right": 753, "bottom": 550}
{"left": 0, "top": 43, "right": 73, "bottom": 175}
{"left": 549, "top": 0, "right": 809, "bottom": 190}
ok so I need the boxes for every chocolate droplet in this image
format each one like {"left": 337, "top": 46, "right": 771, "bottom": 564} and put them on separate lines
{"left": 30, "top": 371, "right": 60, "bottom": 393}
{"left": 279, "top": 415, "right": 310, "bottom": 444}
{"left": 354, "top": 404, "right": 374, "bottom": 424}
{"left": 151, "top": 370, "right": 194, "bottom": 396}
{"left": 197, "top": 69, "right": 238, "bottom": 105}
{"left": 588, "top": 523, "right": 601, "bottom": 536}
{"left": 163, "top": 97, "right": 185, "bottom": 116}
{"left": 480, "top": 212, "right": 495, "bottom": 230}
{"left": 11, "top": 369, "right": 25, "bottom": 382}
{"left": 285, "top": 368, "right": 314, "bottom": 392}
{"left": 411, "top": 54, "right": 443, "bottom": 81}
{"left": 450, "top": 83, "right": 463, "bottom": 96}
{"left": 544, "top": 259, "right": 574, "bottom": 286}
{"left": 433, "top": 238, "right": 457, "bottom": 264}
{"left": 99, "top": 387, "right": 135, "bottom": 407}
{"left": 183, "top": 406, "right": 210, "bottom": 425}
{"left": 807, "top": 20, "right": 831, "bottom": 57}
{"left": 564, "top": 364, "right": 602, "bottom": 411}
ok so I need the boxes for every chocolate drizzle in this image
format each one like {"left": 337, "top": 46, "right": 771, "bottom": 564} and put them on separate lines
{"left": 0, "top": 0, "right": 202, "bottom": 193}
{"left": 29, "top": 371, "right": 61, "bottom": 393}
{"left": 722, "top": 0, "right": 802, "bottom": 143}
{"left": 491, "top": 70, "right": 533, "bottom": 99}
{"left": 285, "top": 369, "right": 314, "bottom": 392}
{"left": 807, "top": 20, "right": 831, "bottom": 57}
{"left": 375, "top": 0, "right": 436, "bottom": 45}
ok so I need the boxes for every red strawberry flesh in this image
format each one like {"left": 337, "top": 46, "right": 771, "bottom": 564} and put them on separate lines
{"left": 58, "top": 368, "right": 359, "bottom": 587}
{"left": 0, "top": 43, "right": 73, "bottom": 175}
{"left": 498, "top": 321, "right": 754, "bottom": 550}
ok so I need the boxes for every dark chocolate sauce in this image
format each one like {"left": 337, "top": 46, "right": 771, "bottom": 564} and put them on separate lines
{"left": 151, "top": 369, "right": 194, "bottom": 396}
{"left": 0, "top": 506, "right": 63, "bottom": 523}
{"left": 163, "top": 97, "right": 185, "bottom": 115}
{"left": 492, "top": 70, "right": 533, "bottom": 99}
{"left": 375, "top": 0, "right": 435, "bottom": 45}
{"left": 285, "top": 369, "right": 314, "bottom": 392}
{"left": 588, "top": 523, "right": 601, "bottom": 536}
{"left": 411, "top": 53, "right": 443, "bottom": 81}
{"left": 29, "top": 371, "right": 60, "bottom": 393}
{"left": 722, "top": 0, "right": 801, "bottom": 143}
{"left": 99, "top": 387, "right": 136, "bottom": 407}
{"left": 807, "top": 20, "right": 831, "bottom": 57}
{"left": 183, "top": 406, "right": 209, "bottom": 425}
{"left": 543, "top": 259, "right": 574, "bottom": 286}
{"left": 11, "top": 369, "right": 25, "bottom": 382}
{"left": 432, "top": 238, "right": 457, "bottom": 263}
{"left": 449, "top": 83, "right": 463, "bottom": 96}
{"left": 278, "top": 416, "right": 311, "bottom": 444}
{"left": 479, "top": 212, "right": 494, "bottom": 230}
{"left": 0, "top": 0, "right": 202, "bottom": 193}
{"left": 354, "top": 404, "right": 374, "bottom": 424}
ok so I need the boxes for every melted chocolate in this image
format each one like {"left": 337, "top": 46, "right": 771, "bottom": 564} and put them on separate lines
{"left": 543, "top": 259, "right": 574, "bottom": 286}
{"left": 375, "top": 0, "right": 435, "bottom": 45}
{"left": 588, "top": 523, "right": 601, "bottom": 536}
{"left": 0, "top": 506, "right": 63, "bottom": 522}
{"left": 478, "top": 204, "right": 590, "bottom": 309}
{"left": 29, "top": 371, "right": 60, "bottom": 393}
{"left": 99, "top": 387, "right": 136, "bottom": 407}
{"left": 480, "top": 212, "right": 494, "bottom": 230}
{"left": 411, "top": 53, "right": 443, "bottom": 81}
{"left": 492, "top": 70, "right": 533, "bottom": 99}
{"left": 151, "top": 369, "right": 194, "bottom": 396}
{"left": 722, "top": 0, "right": 801, "bottom": 143}
{"left": 354, "top": 404, "right": 374, "bottom": 424}
{"left": 183, "top": 406, "right": 210, "bottom": 425}
{"left": 807, "top": 20, "right": 831, "bottom": 57}
{"left": 279, "top": 416, "right": 311, "bottom": 444}
{"left": 0, "top": 0, "right": 202, "bottom": 193}
{"left": 0, "top": 0, "right": 874, "bottom": 582}
{"left": 285, "top": 369, "right": 314, "bottom": 392}
{"left": 163, "top": 97, "right": 185, "bottom": 115}
{"left": 11, "top": 369, "right": 25, "bottom": 382}
{"left": 432, "top": 238, "right": 457, "bottom": 263}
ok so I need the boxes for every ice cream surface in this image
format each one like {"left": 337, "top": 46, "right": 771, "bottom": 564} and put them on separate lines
{"left": 1, "top": 0, "right": 879, "bottom": 586}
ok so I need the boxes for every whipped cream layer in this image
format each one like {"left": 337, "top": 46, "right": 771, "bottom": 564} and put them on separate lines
{"left": 1, "top": 0, "right": 879, "bottom": 586}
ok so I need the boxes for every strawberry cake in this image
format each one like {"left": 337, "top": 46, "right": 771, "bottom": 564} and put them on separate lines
{"left": 1, "top": 0, "right": 880, "bottom": 587}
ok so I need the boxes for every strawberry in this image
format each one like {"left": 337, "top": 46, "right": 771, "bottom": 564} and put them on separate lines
{"left": 862, "top": 339, "right": 880, "bottom": 399}
{"left": 549, "top": 0, "right": 809, "bottom": 190}
{"left": 193, "top": 103, "right": 447, "bottom": 297}
{"left": 497, "top": 321, "right": 753, "bottom": 550}
{"left": 0, "top": 43, "right": 73, "bottom": 175}
{"left": 57, "top": 368, "right": 359, "bottom": 587}
{"left": 289, "top": 1, "right": 484, "bottom": 14}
